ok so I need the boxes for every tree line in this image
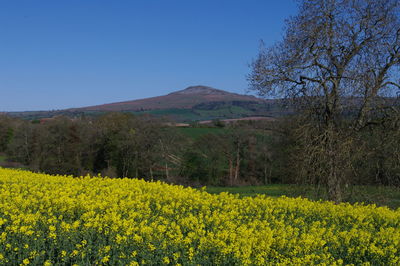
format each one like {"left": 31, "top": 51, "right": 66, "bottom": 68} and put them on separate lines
{"left": 1, "top": 111, "right": 399, "bottom": 194}
{"left": 0, "top": 113, "right": 275, "bottom": 186}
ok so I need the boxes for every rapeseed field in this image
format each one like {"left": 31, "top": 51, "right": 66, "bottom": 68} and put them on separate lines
{"left": 0, "top": 168, "right": 399, "bottom": 265}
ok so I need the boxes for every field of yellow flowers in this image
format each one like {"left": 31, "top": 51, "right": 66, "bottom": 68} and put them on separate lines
{"left": 0, "top": 168, "right": 399, "bottom": 265}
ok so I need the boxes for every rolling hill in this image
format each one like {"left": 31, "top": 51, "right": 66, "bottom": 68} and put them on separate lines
{"left": 70, "top": 85, "right": 265, "bottom": 111}
{"left": 7, "top": 86, "right": 287, "bottom": 121}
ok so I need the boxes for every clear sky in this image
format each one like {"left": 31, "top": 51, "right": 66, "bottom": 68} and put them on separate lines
{"left": 0, "top": 0, "right": 298, "bottom": 111}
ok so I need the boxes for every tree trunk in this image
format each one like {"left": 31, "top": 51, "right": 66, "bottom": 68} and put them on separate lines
{"left": 150, "top": 167, "right": 153, "bottom": 182}
{"left": 165, "top": 162, "right": 169, "bottom": 181}
{"left": 327, "top": 169, "right": 342, "bottom": 203}
{"left": 325, "top": 127, "right": 342, "bottom": 203}
{"left": 229, "top": 159, "right": 233, "bottom": 186}
{"left": 234, "top": 145, "right": 240, "bottom": 184}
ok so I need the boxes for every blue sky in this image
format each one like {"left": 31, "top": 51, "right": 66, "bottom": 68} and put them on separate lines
{"left": 0, "top": 0, "right": 297, "bottom": 111}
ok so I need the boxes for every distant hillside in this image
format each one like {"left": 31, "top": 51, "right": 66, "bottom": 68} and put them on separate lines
{"left": 70, "top": 85, "right": 266, "bottom": 112}
{"left": 7, "top": 86, "right": 289, "bottom": 121}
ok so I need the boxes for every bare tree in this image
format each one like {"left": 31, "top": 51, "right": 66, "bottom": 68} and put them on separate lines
{"left": 249, "top": 0, "right": 400, "bottom": 202}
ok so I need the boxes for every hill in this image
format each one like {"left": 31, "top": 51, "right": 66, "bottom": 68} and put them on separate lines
{"left": 7, "top": 86, "right": 288, "bottom": 121}
{"left": 71, "top": 85, "right": 265, "bottom": 112}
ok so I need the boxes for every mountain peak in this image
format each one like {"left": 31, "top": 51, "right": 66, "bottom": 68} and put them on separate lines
{"left": 172, "top": 85, "right": 229, "bottom": 95}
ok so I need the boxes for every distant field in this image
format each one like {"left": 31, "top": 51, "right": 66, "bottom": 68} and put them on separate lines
{"left": 193, "top": 105, "right": 252, "bottom": 118}
{"left": 132, "top": 105, "right": 268, "bottom": 122}
{"left": 206, "top": 185, "right": 400, "bottom": 209}
{"left": 0, "top": 155, "right": 5, "bottom": 163}
{"left": 132, "top": 108, "right": 200, "bottom": 121}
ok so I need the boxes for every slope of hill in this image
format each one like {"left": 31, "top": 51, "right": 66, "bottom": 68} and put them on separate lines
{"left": 70, "top": 85, "right": 265, "bottom": 112}
{"left": 7, "top": 86, "right": 288, "bottom": 121}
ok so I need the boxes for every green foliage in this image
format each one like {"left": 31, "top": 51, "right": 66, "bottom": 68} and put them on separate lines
{"left": 177, "top": 127, "right": 228, "bottom": 139}
{"left": 0, "top": 116, "right": 14, "bottom": 152}
{"left": 179, "top": 127, "right": 273, "bottom": 186}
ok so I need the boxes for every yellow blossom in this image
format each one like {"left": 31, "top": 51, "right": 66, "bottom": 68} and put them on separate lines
{"left": 0, "top": 168, "right": 398, "bottom": 265}
{"left": 162, "top": 257, "right": 170, "bottom": 264}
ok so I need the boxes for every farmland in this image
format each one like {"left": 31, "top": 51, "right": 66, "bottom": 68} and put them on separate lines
{"left": 0, "top": 168, "right": 399, "bottom": 265}
{"left": 206, "top": 185, "right": 400, "bottom": 210}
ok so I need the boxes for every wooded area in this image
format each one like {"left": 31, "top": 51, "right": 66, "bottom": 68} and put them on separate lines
{"left": 0, "top": 114, "right": 275, "bottom": 186}
{"left": 0, "top": 111, "right": 399, "bottom": 203}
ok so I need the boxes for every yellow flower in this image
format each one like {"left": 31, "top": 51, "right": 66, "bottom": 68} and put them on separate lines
{"left": 0, "top": 168, "right": 399, "bottom": 265}
{"left": 148, "top": 243, "right": 156, "bottom": 251}
{"left": 101, "top": 256, "right": 110, "bottom": 263}
{"left": 163, "top": 257, "right": 170, "bottom": 264}
{"left": 173, "top": 252, "right": 180, "bottom": 260}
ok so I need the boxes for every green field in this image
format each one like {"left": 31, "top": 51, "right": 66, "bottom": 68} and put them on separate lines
{"left": 206, "top": 184, "right": 400, "bottom": 209}
{"left": 0, "top": 155, "right": 5, "bottom": 163}
{"left": 132, "top": 108, "right": 201, "bottom": 121}
{"left": 132, "top": 105, "right": 266, "bottom": 122}
{"left": 193, "top": 105, "right": 252, "bottom": 118}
